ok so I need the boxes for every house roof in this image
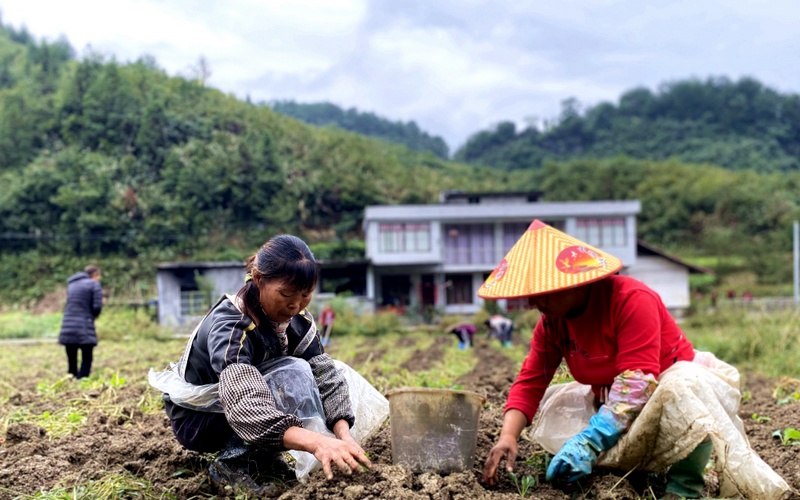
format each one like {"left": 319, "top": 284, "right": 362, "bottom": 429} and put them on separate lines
{"left": 364, "top": 200, "right": 642, "bottom": 223}
{"left": 439, "top": 190, "right": 544, "bottom": 203}
{"left": 157, "top": 259, "right": 369, "bottom": 271}
{"left": 636, "top": 240, "right": 713, "bottom": 275}
{"left": 157, "top": 261, "right": 244, "bottom": 271}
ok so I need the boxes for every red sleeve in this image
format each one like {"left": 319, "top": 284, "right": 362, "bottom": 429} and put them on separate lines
{"left": 505, "top": 317, "right": 564, "bottom": 424}
{"left": 613, "top": 290, "right": 662, "bottom": 377}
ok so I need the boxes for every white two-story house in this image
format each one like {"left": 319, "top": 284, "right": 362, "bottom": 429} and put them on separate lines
{"left": 363, "top": 191, "right": 705, "bottom": 317}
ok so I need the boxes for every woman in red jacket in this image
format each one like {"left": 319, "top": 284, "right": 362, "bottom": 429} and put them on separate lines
{"left": 478, "top": 220, "right": 770, "bottom": 499}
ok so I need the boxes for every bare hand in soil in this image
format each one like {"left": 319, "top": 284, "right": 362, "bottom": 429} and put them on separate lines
{"left": 482, "top": 434, "right": 519, "bottom": 486}
{"left": 312, "top": 434, "right": 372, "bottom": 480}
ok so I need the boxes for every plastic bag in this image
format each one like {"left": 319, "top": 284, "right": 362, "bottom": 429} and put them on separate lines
{"left": 150, "top": 357, "right": 389, "bottom": 483}
{"left": 266, "top": 358, "right": 389, "bottom": 481}
{"left": 530, "top": 352, "right": 790, "bottom": 500}
{"left": 530, "top": 381, "right": 594, "bottom": 454}
{"left": 148, "top": 363, "right": 223, "bottom": 413}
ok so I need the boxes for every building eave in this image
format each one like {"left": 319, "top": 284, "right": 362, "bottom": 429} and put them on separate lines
{"left": 636, "top": 240, "right": 713, "bottom": 275}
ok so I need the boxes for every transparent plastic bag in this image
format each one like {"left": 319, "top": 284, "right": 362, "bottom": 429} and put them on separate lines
{"left": 530, "top": 381, "right": 594, "bottom": 454}
{"left": 263, "top": 357, "right": 390, "bottom": 482}
{"left": 148, "top": 363, "right": 223, "bottom": 413}
{"left": 149, "top": 356, "right": 389, "bottom": 483}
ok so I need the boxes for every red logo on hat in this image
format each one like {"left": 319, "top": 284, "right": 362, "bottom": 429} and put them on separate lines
{"left": 556, "top": 246, "right": 606, "bottom": 274}
{"left": 484, "top": 259, "right": 508, "bottom": 288}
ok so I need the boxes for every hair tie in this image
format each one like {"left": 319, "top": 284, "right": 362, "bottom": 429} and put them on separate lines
{"left": 244, "top": 273, "right": 253, "bottom": 283}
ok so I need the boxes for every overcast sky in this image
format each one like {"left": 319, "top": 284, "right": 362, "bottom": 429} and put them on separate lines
{"left": 2, "top": 0, "right": 799, "bottom": 152}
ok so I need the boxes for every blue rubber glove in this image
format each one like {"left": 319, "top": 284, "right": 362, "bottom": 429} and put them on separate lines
{"left": 546, "top": 409, "right": 623, "bottom": 483}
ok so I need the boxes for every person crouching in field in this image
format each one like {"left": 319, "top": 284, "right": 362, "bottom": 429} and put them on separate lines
{"left": 446, "top": 322, "right": 476, "bottom": 349}
{"left": 153, "top": 235, "right": 381, "bottom": 494}
{"left": 485, "top": 314, "right": 514, "bottom": 347}
{"left": 480, "top": 221, "right": 790, "bottom": 500}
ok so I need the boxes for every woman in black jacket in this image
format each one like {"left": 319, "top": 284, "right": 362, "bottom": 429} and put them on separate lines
{"left": 162, "top": 235, "right": 370, "bottom": 493}
{"left": 58, "top": 264, "right": 104, "bottom": 379}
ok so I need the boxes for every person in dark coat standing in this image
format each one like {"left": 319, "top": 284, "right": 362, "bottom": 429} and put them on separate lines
{"left": 59, "top": 264, "right": 104, "bottom": 378}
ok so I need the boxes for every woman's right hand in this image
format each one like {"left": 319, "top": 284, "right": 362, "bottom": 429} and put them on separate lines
{"left": 310, "top": 434, "right": 371, "bottom": 480}
{"left": 481, "top": 408, "right": 528, "bottom": 486}
{"left": 482, "top": 434, "right": 519, "bottom": 485}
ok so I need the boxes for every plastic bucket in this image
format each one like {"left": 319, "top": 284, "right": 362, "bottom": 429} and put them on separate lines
{"left": 385, "top": 387, "right": 485, "bottom": 473}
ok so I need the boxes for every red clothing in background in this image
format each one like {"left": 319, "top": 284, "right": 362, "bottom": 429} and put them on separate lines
{"left": 319, "top": 306, "right": 335, "bottom": 327}
{"left": 506, "top": 275, "right": 695, "bottom": 424}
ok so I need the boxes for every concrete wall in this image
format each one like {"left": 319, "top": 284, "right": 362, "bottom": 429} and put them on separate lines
{"left": 156, "top": 271, "right": 182, "bottom": 327}
{"left": 157, "top": 265, "right": 245, "bottom": 327}
{"left": 623, "top": 256, "right": 690, "bottom": 315}
{"left": 204, "top": 268, "right": 246, "bottom": 298}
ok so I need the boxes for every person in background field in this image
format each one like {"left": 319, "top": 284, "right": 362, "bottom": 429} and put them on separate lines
{"left": 319, "top": 303, "right": 336, "bottom": 346}
{"left": 446, "top": 322, "right": 476, "bottom": 349}
{"left": 485, "top": 314, "right": 514, "bottom": 347}
{"left": 157, "top": 235, "right": 372, "bottom": 494}
{"left": 480, "top": 220, "right": 789, "bottom": 500}
{"left": 58, "top": 264, "right": 104, "bottom": 379}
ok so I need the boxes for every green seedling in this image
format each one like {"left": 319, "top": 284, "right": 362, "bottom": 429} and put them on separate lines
{"left": 750, "top": 413, "right": 771, "bottom": 422}
{"left": 36, "top": 376, "right": 73, "bottom": 397}
{"left": 522, "top": 450, "right": 550, "bottom": 470}
{"left": 776, "top": 392, "right": 800, "bottom": 405}
{"left": 508, "top": 471, "right": 536, "bottom": 497}
{"left": 772, "top": 427, "right": 800, "bottom": 446}
{"left": 740, "top": 390, "right": 752, "bottom": 403}
{"left": 772, "top": 378, "right": 800, "bottom": 404}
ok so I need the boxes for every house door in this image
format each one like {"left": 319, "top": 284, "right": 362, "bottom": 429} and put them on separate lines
{"left": 380, "top": 275, "right": 411, "bottom": 308}
{"left": 420, "top": 274, "right": 436, "bottom": 307}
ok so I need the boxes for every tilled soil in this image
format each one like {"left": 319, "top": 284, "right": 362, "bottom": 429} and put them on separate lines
{"left": 0, "top": 336, "right": 798, "bottom": 499}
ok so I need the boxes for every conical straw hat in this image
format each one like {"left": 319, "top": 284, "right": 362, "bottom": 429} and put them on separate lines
{"left": 478, "top": 220, "right": 623, "bottom": 300}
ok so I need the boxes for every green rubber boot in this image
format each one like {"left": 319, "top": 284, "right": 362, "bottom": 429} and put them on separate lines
{"left": 663, "top": 439, "right": 713, "bottom": 499}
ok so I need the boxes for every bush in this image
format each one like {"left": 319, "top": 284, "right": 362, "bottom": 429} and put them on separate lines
{"left": 0, "top": 312, "right": 62, "bottom": 339}
{"left": 334, "top": 309, "right": 403, "bottom": 337}
{"left": 95, "top": 308, "right": 170, "bottom": 341}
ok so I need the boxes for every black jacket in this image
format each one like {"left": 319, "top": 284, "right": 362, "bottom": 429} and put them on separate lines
{"left": 58, "top": 272, "right": 103, "bottom": 346}
{"left": 166, "top": 297, "right": 354, "bottom": 430}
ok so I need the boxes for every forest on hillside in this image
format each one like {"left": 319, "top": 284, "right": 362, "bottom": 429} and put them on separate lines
{"left": 270, "top": 100, "right": 449, "bottom": 159}
{"left": 0, "top": 21, "right": 799, "bottom": 303}
{"left": 455, "top": 77, "right": 800, "bottom": 173}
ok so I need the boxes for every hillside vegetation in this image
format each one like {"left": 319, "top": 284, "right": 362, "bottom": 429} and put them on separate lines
{"left": 0, "top": 23, "right": 510, "bottom": 305}
{"left": 455, "top": 77, "right": 800, "bottom": 173}
{"left": 1, "top": 23, "right": 799, "bottom": 307}
{"left": 270, "top": 100, "right": 449, "bottom": 159}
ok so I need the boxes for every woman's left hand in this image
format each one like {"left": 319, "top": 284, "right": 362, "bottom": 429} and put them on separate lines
{"left": 311, "top": 434, "right": 371, "bottom": 480}
{"left": 283, "top": 422, "right": 371, "bottom": 480}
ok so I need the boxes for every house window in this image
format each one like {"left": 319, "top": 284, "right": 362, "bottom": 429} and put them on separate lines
{"left": 574, "top": 218, "right": 626, "bottom": 247}
{"left": 379, "top": 223, "right": 431, "bottom": 252}
{"left": 444, "top": 224, "right": 495, "bottom": 265}
{"left": 445, "top": 274, "right": 473, "bottom": 304}
{"left": 180, "top": 290, "right": 211, "bottom": 316}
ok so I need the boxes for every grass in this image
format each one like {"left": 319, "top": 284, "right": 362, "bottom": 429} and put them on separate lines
{"left": 0, "top": 308, "right": 170, "bottom": 341}
{"left": 326, "top": 330, "right": 480, "bottom": 393}
{"left": 16, "top": 473, "right": 167, "bottom": 500}
{"left": 0, "top": 311, "right": 61, "bottom": 339}
{"left": 683, "top": 307, "right": 800, "bottom": 377}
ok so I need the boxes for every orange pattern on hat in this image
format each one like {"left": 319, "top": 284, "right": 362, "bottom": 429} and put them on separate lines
{"left": 478, "top": 220, "right": 623, "bottom": 299}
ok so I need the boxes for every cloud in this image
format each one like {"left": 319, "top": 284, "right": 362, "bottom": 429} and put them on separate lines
{"left": 2, "top": 0, "right": 800, "bottom": 151}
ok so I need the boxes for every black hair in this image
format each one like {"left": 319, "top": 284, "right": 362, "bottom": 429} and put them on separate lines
{"left": 237, "top": 235, "right": 319, "bottom": 325}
